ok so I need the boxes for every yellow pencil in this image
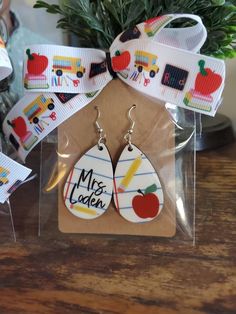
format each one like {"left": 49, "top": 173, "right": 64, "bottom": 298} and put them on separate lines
{"left": 71, "top": 204, "right": 97, "bottom": 216}
{"left": 118, "top": 155, "right": 142, "bottom": 193}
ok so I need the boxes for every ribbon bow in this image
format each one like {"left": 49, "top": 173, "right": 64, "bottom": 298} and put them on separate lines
{"left": 2, "top": 14, "right": 225, "bottom": 161}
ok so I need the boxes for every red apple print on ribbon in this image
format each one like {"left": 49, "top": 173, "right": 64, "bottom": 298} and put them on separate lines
{"left": 26, "top": 49, "right": 48, "bottom": 75}
{"left": 111, "top": 50, "right": 131, "bottom": 72}
{"left": 195, "top": 60, "right": 222, "bottom": 95}
{"left": 7, "top": 117, "right": 27, "bottom": 139}
{"left": 132, "top": 184, "right": 159, "bottom": 219}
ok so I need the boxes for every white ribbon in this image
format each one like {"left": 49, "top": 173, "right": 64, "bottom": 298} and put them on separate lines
{"left": 0, "top": 152, "right": 32, "bottom": 203}
{"left": 2, "top": 14, "right": 225, "bottom": 161}
{"left": 0, "top": 40, "right": 32, "bottom": 203}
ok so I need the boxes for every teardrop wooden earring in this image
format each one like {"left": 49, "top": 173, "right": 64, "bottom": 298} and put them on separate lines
{"left": 63, "top": 106, "right": 113, "bottom": 219}
{"left": 113, "top": 104, "right": 164, "bottom": 223}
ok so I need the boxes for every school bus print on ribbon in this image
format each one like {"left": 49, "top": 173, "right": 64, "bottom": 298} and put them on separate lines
{"left": 0, "top": 166, "right": 9, "bottom": 186}
{"left": 23, "top": 95, "right": 55, "bottom": 124}
{"left": 2, "top": 14, "right": 226, "bottom": 162}
{"left": 52, "top": 55, "right": 86, "bottom": 88}
{"left": 134, "top": 50, "right": 159, "bottom": 78}
{"left": 130, "top": 50, "right": 160, "bottom": 87}
{"left": 0, "top": 152, "right": 32, "bottom": 204}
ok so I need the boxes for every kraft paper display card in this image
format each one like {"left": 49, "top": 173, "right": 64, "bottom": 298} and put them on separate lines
{"left": 58, "top": 80, "right": 176, "bottom": 237}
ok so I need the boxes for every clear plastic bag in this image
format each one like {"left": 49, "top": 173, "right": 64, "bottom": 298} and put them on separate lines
{"left": 0, "top": 149, "right": 40, "bottom": 241}
{"left": 38, "top": 80, "right": 196, "bottom": 244}
{"left": 0, "top": 200, "right": 16, "bottom": 242}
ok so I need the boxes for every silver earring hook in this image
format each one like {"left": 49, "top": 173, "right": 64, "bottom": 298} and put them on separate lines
{"left": 124, "top": 104, "right": 136, "bottom": 150}
{"left": 95, "top": 106, "right": 106, "bottom": 149}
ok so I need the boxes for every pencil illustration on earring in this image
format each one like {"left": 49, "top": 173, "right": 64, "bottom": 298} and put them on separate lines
{"left": 117, "top": 155, "right": 142, "bottom": 193}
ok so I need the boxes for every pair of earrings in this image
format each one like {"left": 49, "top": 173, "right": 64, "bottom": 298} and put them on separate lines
{"left": 63, "top": 105, "right": 164, "bottom": 223}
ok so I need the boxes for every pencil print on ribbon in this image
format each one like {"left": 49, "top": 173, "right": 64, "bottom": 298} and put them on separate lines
{"left": 144, "top": 16, "right": 173, "bottom": 37}
{"left": 183, "top": 60, "right": 223, "bottom": 112}
{"left": 24, "top": 49, "right": 49, "bottom": 89}
{"left": 130, "top": 50, "right": 159, "bottom": 86}
{"left": 52, "top": 55, "right": 85, "bottom": 88}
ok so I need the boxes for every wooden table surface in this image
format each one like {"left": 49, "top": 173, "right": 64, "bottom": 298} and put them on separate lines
{"left": 0, "top": 141, "right": 235, "bottom": 314}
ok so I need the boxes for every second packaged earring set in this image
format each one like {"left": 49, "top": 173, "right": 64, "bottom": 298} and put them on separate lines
{"left": 63, "top": 105, "right": 164, "bottom": 224}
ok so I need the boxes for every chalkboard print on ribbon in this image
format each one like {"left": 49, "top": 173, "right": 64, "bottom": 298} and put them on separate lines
{"left": 113, "top": 144, "right": 164, "bottom": 223}
{"left": 64, "top": 143, "right": 113, "bottom": 220}
{"left": 119, "top": 26, "right": 141, "bottom": 42}
{"left": 24, "top": 49, "right": 49, "bottom": 90}
{"left": 161, "top": 64, "right": 189, "bottom": 98}
{"left": 89, "top": 61, "right": 107, "bottom": 78}
{"left": 183, "top": 60, "right": 223, "bottom": 112}
{"left": 55, "top": 93, "right": 78, "bottom": 104}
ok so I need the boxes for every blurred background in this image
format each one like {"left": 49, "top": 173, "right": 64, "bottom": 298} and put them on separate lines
{"left": 11, "top": 0, "right": 64, "bottom": 45}
{"left": 10, "top": 0, "right": 236, "bottom": 132}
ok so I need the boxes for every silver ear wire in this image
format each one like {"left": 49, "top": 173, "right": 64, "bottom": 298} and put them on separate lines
{"left": 124, "top": 104, "right": 136, "bottom": 150}
{"left": 95, "top": 106, "right": 106, "bottom": 149}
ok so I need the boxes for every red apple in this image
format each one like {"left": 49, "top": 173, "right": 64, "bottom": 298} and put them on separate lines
{"left": 195, "top": 60, "right": 222, "bottom": 95}
{"left": 7, "top": 117, "right": 27, "bottom": 138}
{"left": 111, "top": 51, "right": 131, "bottom": 72}
{"left": 26, "top": 49, "right": 48, "bottom": 75}
{"left": 132, "top": 185, "right": 159, "bottom": 219}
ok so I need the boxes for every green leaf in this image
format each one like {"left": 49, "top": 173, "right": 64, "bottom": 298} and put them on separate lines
{"left": 144, "top": 184, "right": 158, "bottom": 195}
{"left": 103, "top": 0, "right": 121, "bottom": 26}
{"left": 124, "top": 1, "right": 145, "bottom": 28}
{"left": 211, "top": 0, "right": 225, "bottom": 5}
{"left": 33, "top": 1, "right": 61, "bottom": 14}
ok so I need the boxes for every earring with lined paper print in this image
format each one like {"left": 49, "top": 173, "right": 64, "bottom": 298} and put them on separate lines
{"left": 63, "top": 106, "right": 113, "bottom": 219}
{"left": 113, "top": 105, "right": 164, "bottom": 223}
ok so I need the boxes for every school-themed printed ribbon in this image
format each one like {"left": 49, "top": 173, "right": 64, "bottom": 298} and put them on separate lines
{"left": 0, "top": 38, "right": 12, "bottom": 81}
{"left": 0, "top": 39, "right": 33, "bottom": 202}
{"left": 0, "top": 152, "right": 32, "bottom": 203}
{"left": 2, "top": 14, "right": 225, "bottom": 161}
